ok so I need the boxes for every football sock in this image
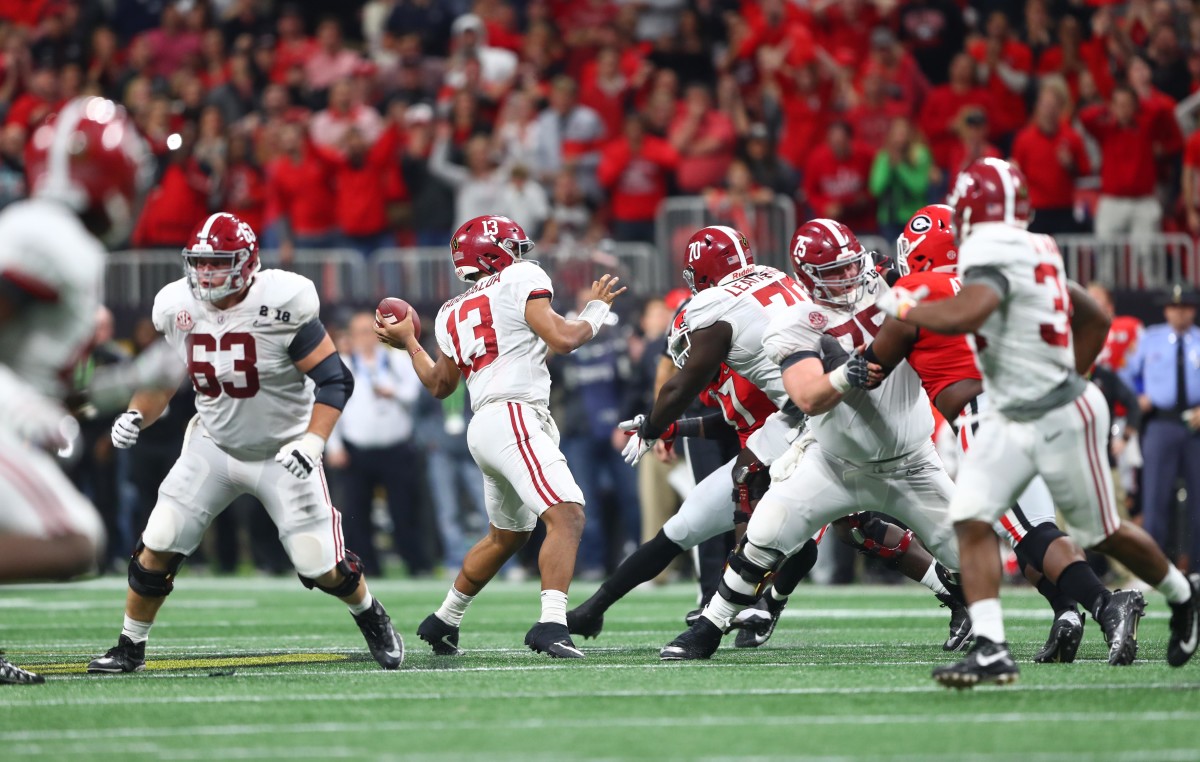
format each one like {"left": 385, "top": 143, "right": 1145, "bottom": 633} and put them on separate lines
{"left": 1155, "top": 566, "right": 1193, "bottom": 604}
{"left": 920, "top": 560, "right": 950, "bottom": 597}
{"left": 703, "top": 568, "right": 755, "bottom": 630}
{"left": 1050, "top": 562, "right": 1102, "bottom": 618}
{"left": 121, "top": 615, "right": 153, "bottom": 644}
{"left": 967, "top": 598, "right": 1006, "bottom": 644}
{"left": 539, "top": 589, "right": 568, "bottom": 625}
{"left": 597, "top": 530, "right": 684, "bottom": 606}
{"left": 770, "top": 539, "right": 818, "bottom": 599}
{"left": 435, "top": 586, "right": 474, "bottom": 627}
{"left": 347, "top": 590, "right": 374, "bottom": 616}
{"left": 1036, "top": 576, "right": 1081, "bottom": 616}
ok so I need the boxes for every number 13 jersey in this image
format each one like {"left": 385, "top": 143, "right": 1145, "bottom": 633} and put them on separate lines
{"left": 435, "top": 261, "right": 554, "bottom": 412}
{"left": 957, "top": 223, "right": 1075, "bottom": 415}
{"left": 153, "top": 269, "right": 319, "bottom": 459}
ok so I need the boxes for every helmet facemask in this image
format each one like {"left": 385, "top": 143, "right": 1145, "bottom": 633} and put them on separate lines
{"left": 667, "top": 319, "right": 692, "bottom": 368}
{"left": 183, "top": 246, "right": 255, "bottom": 302}
{"left": 802, "top": 253, "right": 868, "bottom": 309}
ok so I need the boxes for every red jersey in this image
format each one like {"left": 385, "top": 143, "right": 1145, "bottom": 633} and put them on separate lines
{"left": 699, "top": 364, "right": 778, "bottom": 447}
{"left": 1098, "top": 315, "right": 1143, "bottom": 371}
{"left": 894, "top": 270, "right": 980, "bottom": 406}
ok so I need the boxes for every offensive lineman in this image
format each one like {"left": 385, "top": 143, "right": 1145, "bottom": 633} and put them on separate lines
{"left": 374, "top": 214, "right": 624, "bottom": 658}
{"left": 877, "top": 158, "right": 1200, "bottom": 686}
{"left": 88, "top": 211, "right": 405, "bottom": 673}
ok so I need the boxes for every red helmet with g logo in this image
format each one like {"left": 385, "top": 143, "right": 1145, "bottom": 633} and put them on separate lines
{"left": 683, "top": 225, "right": 755, "bottom": 293}
{"left": 182, "top": 212, "right": 260, "bottom": 302}
{"left": 450, "top": 214, "right": 534, "bottom": 282}
{"left": 790, "top": 218, "right": 869, "bottom": 308}
{"left": 947, "top": 157, "right": 1031, "bottom": 240}
{"left": 897, "top": 204, "right": 958, "bottom": 275}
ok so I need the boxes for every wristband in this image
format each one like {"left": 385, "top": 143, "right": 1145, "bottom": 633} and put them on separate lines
{"left": 408, "top": 344, "right": 425, "bottom": 358}
{"left": 828, "top": 364, "right": 852, "bottom": 393}
{"left": 675, "top": 417, "right": 704, "bottom": 438}
{"left": 578, "top": 300, "right": 611, "bottom": 338}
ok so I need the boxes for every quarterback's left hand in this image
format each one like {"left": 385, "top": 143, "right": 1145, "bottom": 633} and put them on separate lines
{"left": 876, "top": 284, "right": 930, "bottom": 320}
{"left": 275, "top": 433, "right": 326, "bottom": 479}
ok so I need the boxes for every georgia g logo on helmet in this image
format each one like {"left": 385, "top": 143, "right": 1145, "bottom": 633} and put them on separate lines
{"left": 908, "top": 214, "right": 932, "bottom": 235}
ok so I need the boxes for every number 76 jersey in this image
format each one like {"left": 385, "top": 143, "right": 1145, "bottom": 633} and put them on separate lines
{"left": 435, "top": 261, "right": 555, "bottom": 412}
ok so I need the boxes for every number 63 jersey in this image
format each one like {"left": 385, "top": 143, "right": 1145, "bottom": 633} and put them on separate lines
{"left": 435, "top": 261, "right": 554, "bottom": 411}
{"left": 153, "top": 270, "right": 319, "bottom": 459}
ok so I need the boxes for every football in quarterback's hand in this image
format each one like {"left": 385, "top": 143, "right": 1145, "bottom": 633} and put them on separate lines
{"left": 376, "top": 297, "right": 421, "bottom": 340}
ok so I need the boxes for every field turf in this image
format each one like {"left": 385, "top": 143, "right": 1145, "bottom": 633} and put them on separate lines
{"left": 2, "top": 577, "right": 1198, "bottom": 761}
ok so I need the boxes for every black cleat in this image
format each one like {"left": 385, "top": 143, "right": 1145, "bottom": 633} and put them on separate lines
{"left": 937, "top": 593, "right": 974, "bottom": 652}
{"left": 417, "top": 613, "right": 463, "bottom": 656}
{"left": 733, "top": 595, "right": 786, "bottom": 649}
{"left": 87, "top": 635, "right": 146, "bottom": 674}
{"left": 932, "top": 637, "right": 1019, "bottom": 689}
{"left": 0, "top": 653, "right": 44, "bottom": 684}
{"left": 1167, "top": 573, "right": 1200, "bottom": 668}
{"left": 353, "top": 599, "right": 404, "bottom": 670}
{"left": 684, "top": 608, "right": 703, "bottom": 627}
{"left": 1033, "top": 611, "right": 1085, "bottom": 664}
{"left": 566, "top": 598, "right": 605, "bottom": 640}
{"left": 1097, "top": 590, "right": 1145, "bottom": 667}
{"left": 660, "top": 617, "right": 724, "bottom": 661}
{"left": 525, "top": 622, "right": 584, "bottom": 658}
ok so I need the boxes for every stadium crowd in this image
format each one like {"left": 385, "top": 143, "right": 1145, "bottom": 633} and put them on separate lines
{"left": 2, "top": 0, "right": 1199, "bottom": 580}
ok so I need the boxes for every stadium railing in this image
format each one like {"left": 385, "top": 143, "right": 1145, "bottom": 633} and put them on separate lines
{"left": 655, "top": 195, "right": 797, "bottom": 274}
{"left": 1054, "top": 234, "right": 1199, "bottom": 290}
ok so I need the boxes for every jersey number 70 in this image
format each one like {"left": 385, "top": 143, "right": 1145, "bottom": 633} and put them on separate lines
{"left": 446, "top": 295, "right": 499, "bottom": 377}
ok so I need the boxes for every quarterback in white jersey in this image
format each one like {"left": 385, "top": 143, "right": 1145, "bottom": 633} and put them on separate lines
{"left": 88, "top": 212, "right": 405, "bottom": 675}
{"left": 884, "top": 158, "right": 1199, "bottom": 686}
{"left": 375, "top": 214, "right": 624, "bottom": 659}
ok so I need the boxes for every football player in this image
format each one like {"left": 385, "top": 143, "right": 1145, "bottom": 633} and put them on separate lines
{"left": 374, "top": 214, "right": 624, "bottom": 658}
{"left": 858, "top": 204, "right": 1145, "bottom": 666}
{"left": 878, "top": 158, "right": 1200, "bottom": 686}
{"left": 0, "top": 97, "right": 151, "bottom": 685}
{"left": 87, "top": 211, "right": 405, "bottom": 673}
{"left": 659, "top": 218, "right": 963, "bottom": 660}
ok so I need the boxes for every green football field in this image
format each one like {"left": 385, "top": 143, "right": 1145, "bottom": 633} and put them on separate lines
{"left": 2, "top": 577, "right": 1198, "bottom": 762}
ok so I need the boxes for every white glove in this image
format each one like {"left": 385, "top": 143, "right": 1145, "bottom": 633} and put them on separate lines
{"left": 770, "top": 429, "right": 816, "bottom": 482}
{"left": 619, "top": 414, "right": 656, "bottom": 466}
{"left": 111, "top": 411, "right": 144, "bottom": 449}
{"left": 275, "top": 432, "right": 326, "bottom": 479}
{"left": 875, "top": 284, "right": 930, "bottom": 320}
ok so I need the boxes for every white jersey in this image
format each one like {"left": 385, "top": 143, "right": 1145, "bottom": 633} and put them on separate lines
{"left": 958, "top": 223, "right": 1076, "bottom": 415}
{"left": 435, "top": 261, "right": 554, "bottom": 411}
{"left": 684, "top": 265, "right": 804, "bottom": 409}
{"left": 153, "top": 269, "right": 319, "bottom": 459}
{"left": 0, "top": 199, "right": 104, "bottom": 398}
{"left": 762, "top": 271, "right": 933, "bottom": 463}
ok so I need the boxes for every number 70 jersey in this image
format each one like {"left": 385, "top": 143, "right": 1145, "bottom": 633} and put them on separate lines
{"left": 434, "top": 261, "right": 555, "bottom": 411}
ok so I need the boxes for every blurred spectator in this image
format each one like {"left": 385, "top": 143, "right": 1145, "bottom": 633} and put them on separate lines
{"left": 704, "top": 159, "right": 775, "bottom": 245}
{"left": 137, "top": 3, "right": 202, "bottom": 80}
{"left": 967, "top": 11, "right": 1032, "bottom": 150}
{"left": 580, "top": 45, "right": 634, "bottom": 140}
{"left": 6, "top": 64, "right": 58, "bottom": 129}
{"left": 597, "top": 113, "right": 678, "bottom": 243}
{"left": 332, "top": 312, "right": 430, "bottom": 577}
{"left": 1089, "top": 282, "right": 1144, "bottom": 373}
{"left": 207, "top": 53, "right": 259, "bottom": 127}
{"left": 1183, "top": 125, "right": 1200, "bottom": 235}
{"left": 445, "top": 13, "right": 517, "bottom": 92}
{"left": 493, "top": 90, "right": 540, "bottom": 168}
{"left": 132, "top": 130, "right": 214, "bottom": 248}
{"left": 764, "top": 62, "right": 828, "bottom": 175}
{"left": 265, "top": 122, "right": 338, "bottom": 255}
{"left": 896, "top": 0, "right": 967, "bottom": 86}
{"left": 669, "top": 82, "right": 736, "bottom": 194}
{"left": 868, "top": 118, "right": 932, "bottom": 240}
{"left": 399, "top": 103, "right": 455, "bottom": 246}
{"left": 865, "top": 26, "right": 929, "bottom": 120}
{"left": 310, "top": 120, "right": 404, "bottom": 257}
{"left": 944, "top": 109, "right": 1001, "bottom": 178}
{"left": 646, "top": 8, "right": 714, "bottom": 88}
{"left": 310, "top": 80, "right": 383, "bottom": 148}
{"left": 1079, "top": 85, "right": 1172, "bottom": 239}
{"left": 803, "top": 120, "right": 876, "bottom": 234}
{"left": 304, "top": 17, "right": 362, "bottom": 93}
{"left": 540, "top": 169, "right": 594, "bottom": 247}
{"left": 920, "top": 53, "right": 991, "bottom": 175}
{"left": 385, "top": 0, "right": 455, "bottom": 57}
{"left": 0, "top": 122, "right": 24, "bottom": 210}
{"left": 416, "top": 384, "right": 486, "bottom": 573}
{"left": 496, "top": 164, "right": 549, "bottom": 237}
{"left": 843, "top": 66, "right": 909, "bottom": 152}
{"left": 1012, "top": 80, "right": 1091, "bottom": 235}
{"left": 740, "top": 123, "right": 796, "bottom": 198}
{"left": 532, "top": 76, "right": 606, "bottom": 200}
{"left": 1121, "top": 286, "right": 1200, "bottom": 572}
{"left": 430, "top": 126, "right": 511, "bottom": 227}
{"left": 271, "top": 4, "right": 317, "bottom": 84}
{"left": 220, "top": 132, "right": 266, "bottom": 235}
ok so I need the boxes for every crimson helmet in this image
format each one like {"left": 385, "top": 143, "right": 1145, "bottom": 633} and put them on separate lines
{"left": 450, "top": 214, "right": 534, "bottom": 282}
{"left": 182, "top": 212, "right": 261, "bottom": 302}
{"left": 897, "top": 204, "right": 958, "bottom": 275}
{"left": 790, "top": 218, "right": 870, "bottom": 308}
{"left": 682, "top": 225, "right": 754, "bottom": 293}
{"left": 946, "top": 157, "right": 1031, "bottom": 240}
{"left": 666, "top": 300, "right": 691, "bottom": 368}
{"left": 25, "top": 96, "right": 152, "bottom": 244}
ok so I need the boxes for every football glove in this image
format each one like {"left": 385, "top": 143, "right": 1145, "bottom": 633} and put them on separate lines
{"left": 875, "top": 284, "right": 930, "bottom": 320}
{"left": 275, "top": 432, "right": 326, "bottom": 479}
{"left": 111, "top": 411, "right": 144, "bottom": 449}
{"left": 618, "top": 415, "right": 677, "bottom": 466}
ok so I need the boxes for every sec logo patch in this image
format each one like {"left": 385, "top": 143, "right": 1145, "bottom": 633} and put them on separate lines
{"left": 176, "top": 310, "right": 194, "bottom": 332}
{"left": 808, "top": 311, "right": 828, "bottom": 330}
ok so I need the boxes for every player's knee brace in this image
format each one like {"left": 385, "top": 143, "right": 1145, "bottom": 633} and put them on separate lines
{"left": 842, "top": 512, "right": 914, "bottom": 568}
{"left": 719, "top": 542, "right": 776, "bottom": 606}
{"left": 298, "top": 550, "right": 365, "bottom": 598}
{"left": 730, "top": 459, "right": 770, "bottom": 525}
{"left": 127, "top": 540, "right": 186, "bottom": 598}
{"left": 1012, "top": 522, "right": 1068, "bottom": 575}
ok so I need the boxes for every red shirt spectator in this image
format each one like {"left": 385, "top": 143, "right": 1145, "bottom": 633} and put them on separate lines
{"left": 310, "top": 81, "right": 384, "bottom": 148}
{"left": 864, "top": 29, "right": 929, "bottom": 119}
{"left": 5, "top": 67, "right": 58, "bottom": 128}
{"left": 919, "top": 53, "right": 992, "bottom": 173}
{"left": 803, "top": 122, "right": 876, "bottom": 233}
{"left": 310, "top": 125, "right": 404, "bottom": 238}
{"left": 136, "top": 5, "right": 202, "bottom": 80}
{"left": 266, "top": 125, "right": 337, "bottom": 239}
{"left": 579, "top": 47, "right": 632, "bottom": 139}
{"left": 770, "top": 64, "right": 832, "bottom": 172}
{"left": 944, "top": 110, "right": 1002, "bottom": 176}
{"left": 668, "top": 84, "right": 737, "bottom": 193}
{"left": 597, "top": 116, "right": 678, "bottom": 225}
{"left": 132, "top": 157, "right": 211, "bottom": 248}
{"left": 271, "top": 10, "right": 317, "bottom": 84}
{"left": 1079, "top": 87, "right": 1177, "bottom": 198}
{"left": 1036, "top": 16, "right": 1114, "bottom": 104}
{"left": 843, "top": 69, "right": 909, "bottom": 152}
{"left": 1011, "top": 86, "right": 1092, "bottom": 213}
{"left": 1183, "top": 130, "right": 1200, "bottom": 233}
{"left": 967, "top": 13, "right": 1032, "bottom": 142}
